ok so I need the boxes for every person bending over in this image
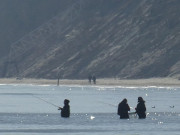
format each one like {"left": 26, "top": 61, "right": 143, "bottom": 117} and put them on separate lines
{"left": 117, "top": 98, "right": 130, "bottom": 119}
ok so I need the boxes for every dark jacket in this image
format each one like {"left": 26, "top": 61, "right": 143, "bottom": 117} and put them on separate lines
{"left": 118, "top": 101, "right": 130, "bottom": 119}
{"left": 136, "top": 101, "right": 146, "bottom": 119}
{"left": 61, "top": 105, "right": 70, "bottom": 118}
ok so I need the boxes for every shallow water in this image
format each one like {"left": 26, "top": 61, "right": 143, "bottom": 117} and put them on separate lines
{"left": 0, "top": 84, "right": 180, "bottom": 135}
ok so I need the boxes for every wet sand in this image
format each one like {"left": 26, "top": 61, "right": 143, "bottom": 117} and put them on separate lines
{"left": 0, "top": 77, "right": 180, "bottom": 87}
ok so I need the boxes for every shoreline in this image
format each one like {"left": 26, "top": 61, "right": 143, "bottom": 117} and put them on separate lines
{"left": 1, "top": 77, "right": 180, "bottom": 87}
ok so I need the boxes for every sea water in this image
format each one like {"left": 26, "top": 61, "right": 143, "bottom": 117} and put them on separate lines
{"left": 0, "top": 84, "right": 180, "bottom": 135}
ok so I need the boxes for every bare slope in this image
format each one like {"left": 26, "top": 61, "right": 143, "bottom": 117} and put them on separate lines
{"left": 0, "top": 0, "right": 180, "bottom": 79}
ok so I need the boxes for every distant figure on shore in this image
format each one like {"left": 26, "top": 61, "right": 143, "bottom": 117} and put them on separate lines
{"left": 92, "top": 75, "right": 96, "bottom": 84}
{"left": 117, "top": 98, "right": 130, "bottom": 119}
{"left": 135, "top": 97, "right": 146, "bottom": 119}
{"left": 88, "top": 75, "right": 92, "bottom": 84}
{"left": 58, "top": 99, "right": 70, "bottom": 118}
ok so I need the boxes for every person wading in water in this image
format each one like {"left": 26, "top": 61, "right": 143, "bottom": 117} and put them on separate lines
{"left": 117, "top": 98, "right": 130, "bottom": 119}
{"left": 135, "top": 97, "right": 146, "bottom": 119}
{"left": 58, "top": 99, "right": 70, "bottom": 118}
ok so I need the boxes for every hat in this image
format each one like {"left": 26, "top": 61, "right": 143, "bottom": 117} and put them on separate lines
{"left": 138, "top": 97, "right": 144, "bottom": 102}
{"left": 64, "top": 99, "right": 70, "bottom": 104}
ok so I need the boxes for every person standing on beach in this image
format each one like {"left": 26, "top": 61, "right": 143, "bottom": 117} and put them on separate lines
{"left": 135, "top": 97, "right": 146, "bottom": 119}
{"left": 88, "top": 75, "right": 92, "bottom": 84}
{"left": 58, "top": 99, "right": 70, "bottom": 118}
{"left": 117, "top": 98, "right": 130, "bottom": 119}
{"left": 92, "top": 75, "right": 96, "bottom": 84}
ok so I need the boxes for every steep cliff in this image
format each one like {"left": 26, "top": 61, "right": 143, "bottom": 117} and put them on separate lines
{"left": 0, "top": 0, "right": 180, "bottom": 79}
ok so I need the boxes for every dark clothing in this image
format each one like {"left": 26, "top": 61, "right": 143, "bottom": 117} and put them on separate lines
{"left": 61, "top": 105, "right": 70, "bottom": 118}
{"left": 117, "top": 102, "right": 130, "bottom": 119}
{"left": 92, "top": 76, "right": 96, "bottom": 84}
{"left": 136, "top": 102, "right": 146, "bottom": 119}
{"left": 88, "top": 75, "right": 92, "bottom": 84}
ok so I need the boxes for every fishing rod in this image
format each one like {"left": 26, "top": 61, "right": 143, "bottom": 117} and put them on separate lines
{"left": 32, "top": 95, "right": 60, "bottom": 108}
{"left": 98, "top": 101, "right": 136, "bottom": 115}
{"left": 98, "top": 101, "right": 134, "bottom": 109}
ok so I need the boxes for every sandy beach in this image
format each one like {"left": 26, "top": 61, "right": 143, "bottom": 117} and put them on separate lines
{"left": 1, "top": 77, "right": 180, "bottom": 87}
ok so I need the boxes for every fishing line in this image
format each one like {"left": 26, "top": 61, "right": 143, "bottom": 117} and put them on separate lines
{"left": 32, "top": 95, "right": 59, "bottom": 108}
{"left": 98, "top": 101, "right": 117, "bottom": 107}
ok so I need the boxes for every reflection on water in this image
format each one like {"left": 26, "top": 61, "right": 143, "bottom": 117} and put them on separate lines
{"left": 0, "top": 84, "right": 180, "bottom": 134}
{"left": 0, "top": 112, "right": 179, "bottom": 133}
